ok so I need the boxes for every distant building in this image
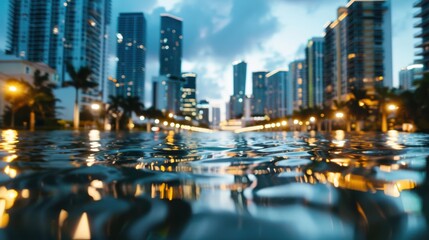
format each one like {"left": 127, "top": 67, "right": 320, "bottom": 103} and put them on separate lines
{"left": 152, "top": 75, "right": 184, "bottom": 114}
{"left": 211, "top": 107, "right": 221, "bottom": 128}
{"left": 115, "top": 13, "right": 146, "bottom": 103}
{"left": 414, "top": 0, "right": 429, "bottom": 72}
{"left": 181, "top": 72, "right": 197, "bottom": 118}
{"left": 324, "top": 7, "right": 348, "bottom": 105}
{"left": 229, "top": 60, "right": 247, "bottom": 119}
{"left": 346, "top": 0, "right": 393, "bottom": 92}
{"left": 7, "top": 0, "right": 111, "bottom": 119}
{"left": 0, "top": 60, "right": 57, "bottom": 126}
{"left": 306, "top": 37, "right": 324, "bottom": 108}
{"left": 399, "top": 64, "right": 423, "bottom": 90}
{"left": 289, "top": 60, "right": 307, "bottom": 111}
{"left": 251, "top": 71, "right": 268, "bottom": 116}
{"left": 266, "top": 69, "right": 289, "bottom": 119}
{"left": 197, "top": 100, "right": 210, "bottom": 126}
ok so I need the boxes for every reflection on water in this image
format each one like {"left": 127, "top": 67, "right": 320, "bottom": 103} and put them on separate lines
{"left": 0, "top": 130, "right": 428, "bottom": 239}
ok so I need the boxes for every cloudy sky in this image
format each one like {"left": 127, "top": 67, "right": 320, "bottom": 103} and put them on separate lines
{"left": 0, "top": 0, "right": 416, "bottom": 112}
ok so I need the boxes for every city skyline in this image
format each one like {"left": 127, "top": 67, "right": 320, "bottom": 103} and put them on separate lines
{"left": 0, "top": 0, "right": 416, "bottom": 109}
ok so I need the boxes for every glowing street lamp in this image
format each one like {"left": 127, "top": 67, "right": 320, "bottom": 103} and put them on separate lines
{"left": 6, "top": 84, "right": 20, "bottom": 128}
{"left": 335, "top": 112, "right": 344, "bottom": 119}
{"left": 382, "top": 104, "right": 399, "bottom": 132}
{"left": 387, "top": 104, "right": 398, "bottom": 111}
{"left": 309, "top": 116, "right": 316, "bottom": 123}
{"left": 91, "top": 103, "right": 100, "bottom": 111}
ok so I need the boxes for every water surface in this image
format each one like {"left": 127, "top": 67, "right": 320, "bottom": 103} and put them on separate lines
{"left": 0, "top": 129, "right": 428, "bottom": 239}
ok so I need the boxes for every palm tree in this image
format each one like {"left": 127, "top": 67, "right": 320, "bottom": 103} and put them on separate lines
{"left": 64, "top": 64, "right": 97, "bottom": 129}
{"left": 375, "top": 87, "right": 397, "bottom": 132}
{"left": 107, "top": 95, "right": 123, "bottom": 131}
{"left": 122, "top": 96, "right": 144, "bottom": 130}
{"left": 347, "top": 89, "right": 369, "bottom": 132}
{"left": 28, "top": 70, "right": 57, "bottom": 130}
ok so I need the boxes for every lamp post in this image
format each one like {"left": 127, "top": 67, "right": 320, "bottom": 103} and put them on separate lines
{"left": 382, "top": 104, "right": 398, "bottom": 132}
{"left": 7, "top": 85, "right": 19, "bottom": 128}
{"left": 91, "top": 103, "right": 101, "bottom": 129}
{"left": 335, "top": 112, "right": 344, "bottom": 130}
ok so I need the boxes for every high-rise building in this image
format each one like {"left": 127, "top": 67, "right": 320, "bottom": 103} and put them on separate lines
{"left": 159, "top": 14, "right": 183, "bottom": 78}
{"left": 324, "top": 7, "right": 348, "bottom": 105}
{"left": 115, "top": 13, "right": 146, "bottom": 103}
{"left": 414, "top": 0, "right": 429, "bottom": 72}
{"left": 266, "top": 70, "right": 289, "bottom": 119}
{"left": 289, "top": 60, "right": 307, "bottom": 111}
{"left": 251, "top": 71, "right": 268, "bottom": 116}
{"left": 229, "top": 60, "right": 247, "bottom": 119}
{"left": 346, "top": 0, "right": 393, "bottom": 92}
{"left": 181, "top": 72, "right": 197, "bottom": 118}
{"left": 152, "top": 75, "right": 184, "bottom": 114}
{"left": 7, "top": 0, "right": 111, "bottom": 115}
{"left": 399, "top": 64, "right": 423, "bottom": 91}
{"left": 158, "top": 14, "right": 183, "bottom": 114}
{"left": 306, "top": 37, "right": 324, "bottom": 108}
{"left": 233, "top": 61, "right": 247, "bottom": 96}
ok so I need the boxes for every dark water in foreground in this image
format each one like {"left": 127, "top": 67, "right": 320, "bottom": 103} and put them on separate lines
{"left": 0, "top": 129, "right": 428, "bottom": 239}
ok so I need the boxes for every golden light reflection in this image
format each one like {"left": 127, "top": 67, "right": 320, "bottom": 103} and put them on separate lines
{"left": 59, "top": 209, "right": 68, "bottom": 228}
{"left": 332, "top": 130, "right": 346, "bottom": 147}
{"left": 4, "top": 165, "right": 17, "bottom": 178}
{"left": 73, "top": 212, "right": 91, "bottom": 240}
{"left": 0, "top": 187, "right": 19, "bottom": 228}
{"left": 1, "top": 130, "right": 18, "bottom": 154}
{"left": 88, "top": 130, "right": 101, "bottom": 152}
{"left": 149, "top": 183, "right": 200, "bottom": 201}
{"left": 306, "top": 170, "right": 417, "bottom": 197}
{"left": 386, "top": 130, "right": 403, "bottom": 150}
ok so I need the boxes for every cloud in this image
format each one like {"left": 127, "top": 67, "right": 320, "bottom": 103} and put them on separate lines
{"left": 275, "top": 0, "right": 336, "bottom": 14}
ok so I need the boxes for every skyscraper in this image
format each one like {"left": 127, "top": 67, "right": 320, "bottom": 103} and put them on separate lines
{"left": 157, "top": 14, "right": 183, "bottom": 114}
{"left": 414, "top": 0, "right": 429, "bottom": 72}
{"left": 266, "top": 70, "right": 289, "bottom": 119}
{"left": 233, "top": 61, "right": 247, "bottom": 96}
{"left": 229, "top": 60, "right": 247, "bottom": 119}
{"left": 181, "top": 72, "right": 197, "bottom": 118}
{"left": 306, "top": 37, "right": 324, "bottom": 108}
{"left": 7, "top": 0, "right": 111, "bottom": 113}
{"left": 159, "top": 14, "right": 183, "bottom": 78}
{"left": 251, "top": 71, "right": 268, "bottom": 116}
{"left": 399, "top": 64, "right": 423, "bottom": 91}
{"left": 289, "top": 60, "right": 307, "bottom": 111}
{"left": 346, "top": 0, "right": 393, "bottom": 92}
{"left": 324, "top": 7, "right": 348, "bottom": 105}
{"left": 116, "top": 13, "right": 146, "bottom": 103}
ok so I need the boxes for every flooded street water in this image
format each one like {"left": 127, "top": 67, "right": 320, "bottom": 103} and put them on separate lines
{"left": 0, "top": 129, "right": 428, "bottom": 239}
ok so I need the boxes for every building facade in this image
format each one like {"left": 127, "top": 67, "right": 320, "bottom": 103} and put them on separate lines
{"left": 346, "top": 0, "right": 393, "bottom": 93}
{"left": 306, "top": 37, "right": 324, "bottom": 108}
{"left": 197, "top": 100, "right": 210, "bottom": 126}
{"left": 159, "top": 14, "right": 183, "bottom": 78}
{"left": 229, "top": 60, "right": 247, "bottom": 119}
{"left": 399, "top": 64, "right": 423, "bottom": 91}
{"left": 324, "top": 7, "right": 348, "bottom": 105}
{"left": 181, "top": 72, "right": 197, "bottom": 118}
{"left": 266, "top": 70, "right": 288, "bottom": 119}
{"left": 289, "top": 60, "right": 307, "bottom": 112}
{"left": 251, "top": 71, "right": 268, "bottom": 116}
{"left": 115, "top": 13, "right": 146, "bottom": 103}
{"left": 414, "top": 0, "right": 429, "bottom": 72}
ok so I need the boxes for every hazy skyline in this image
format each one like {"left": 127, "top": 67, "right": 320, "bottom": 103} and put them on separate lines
{"left": 0, "top": 0, "right": 416, "bottom": 109}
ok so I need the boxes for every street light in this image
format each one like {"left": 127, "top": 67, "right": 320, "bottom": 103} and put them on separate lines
{"left": 335, "top": 112, "right": 344, "bottom": 119}
{"left": 382, "top": 104, "right": 399, "bottom": 132}
{"left": 91, "top": 103, "right": 101, "bottom": 129}
{"left": 6, "top": 84, "right": 20, "bottom": 128}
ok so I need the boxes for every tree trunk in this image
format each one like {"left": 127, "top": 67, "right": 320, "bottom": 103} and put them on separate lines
{"left": 11, "top": 108, "right": 15, "bottom": 129}
{"left": 115, "top": 117, "right": 120, "bottom": 131}
{"left": 30, "top": 111, "right": 36, "bottom": 131}
{"left": 381, "top": 112, "right": 387, "bottom": 132}
{"left": 73, "top": 89, "right": 80, "bottom": 130}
